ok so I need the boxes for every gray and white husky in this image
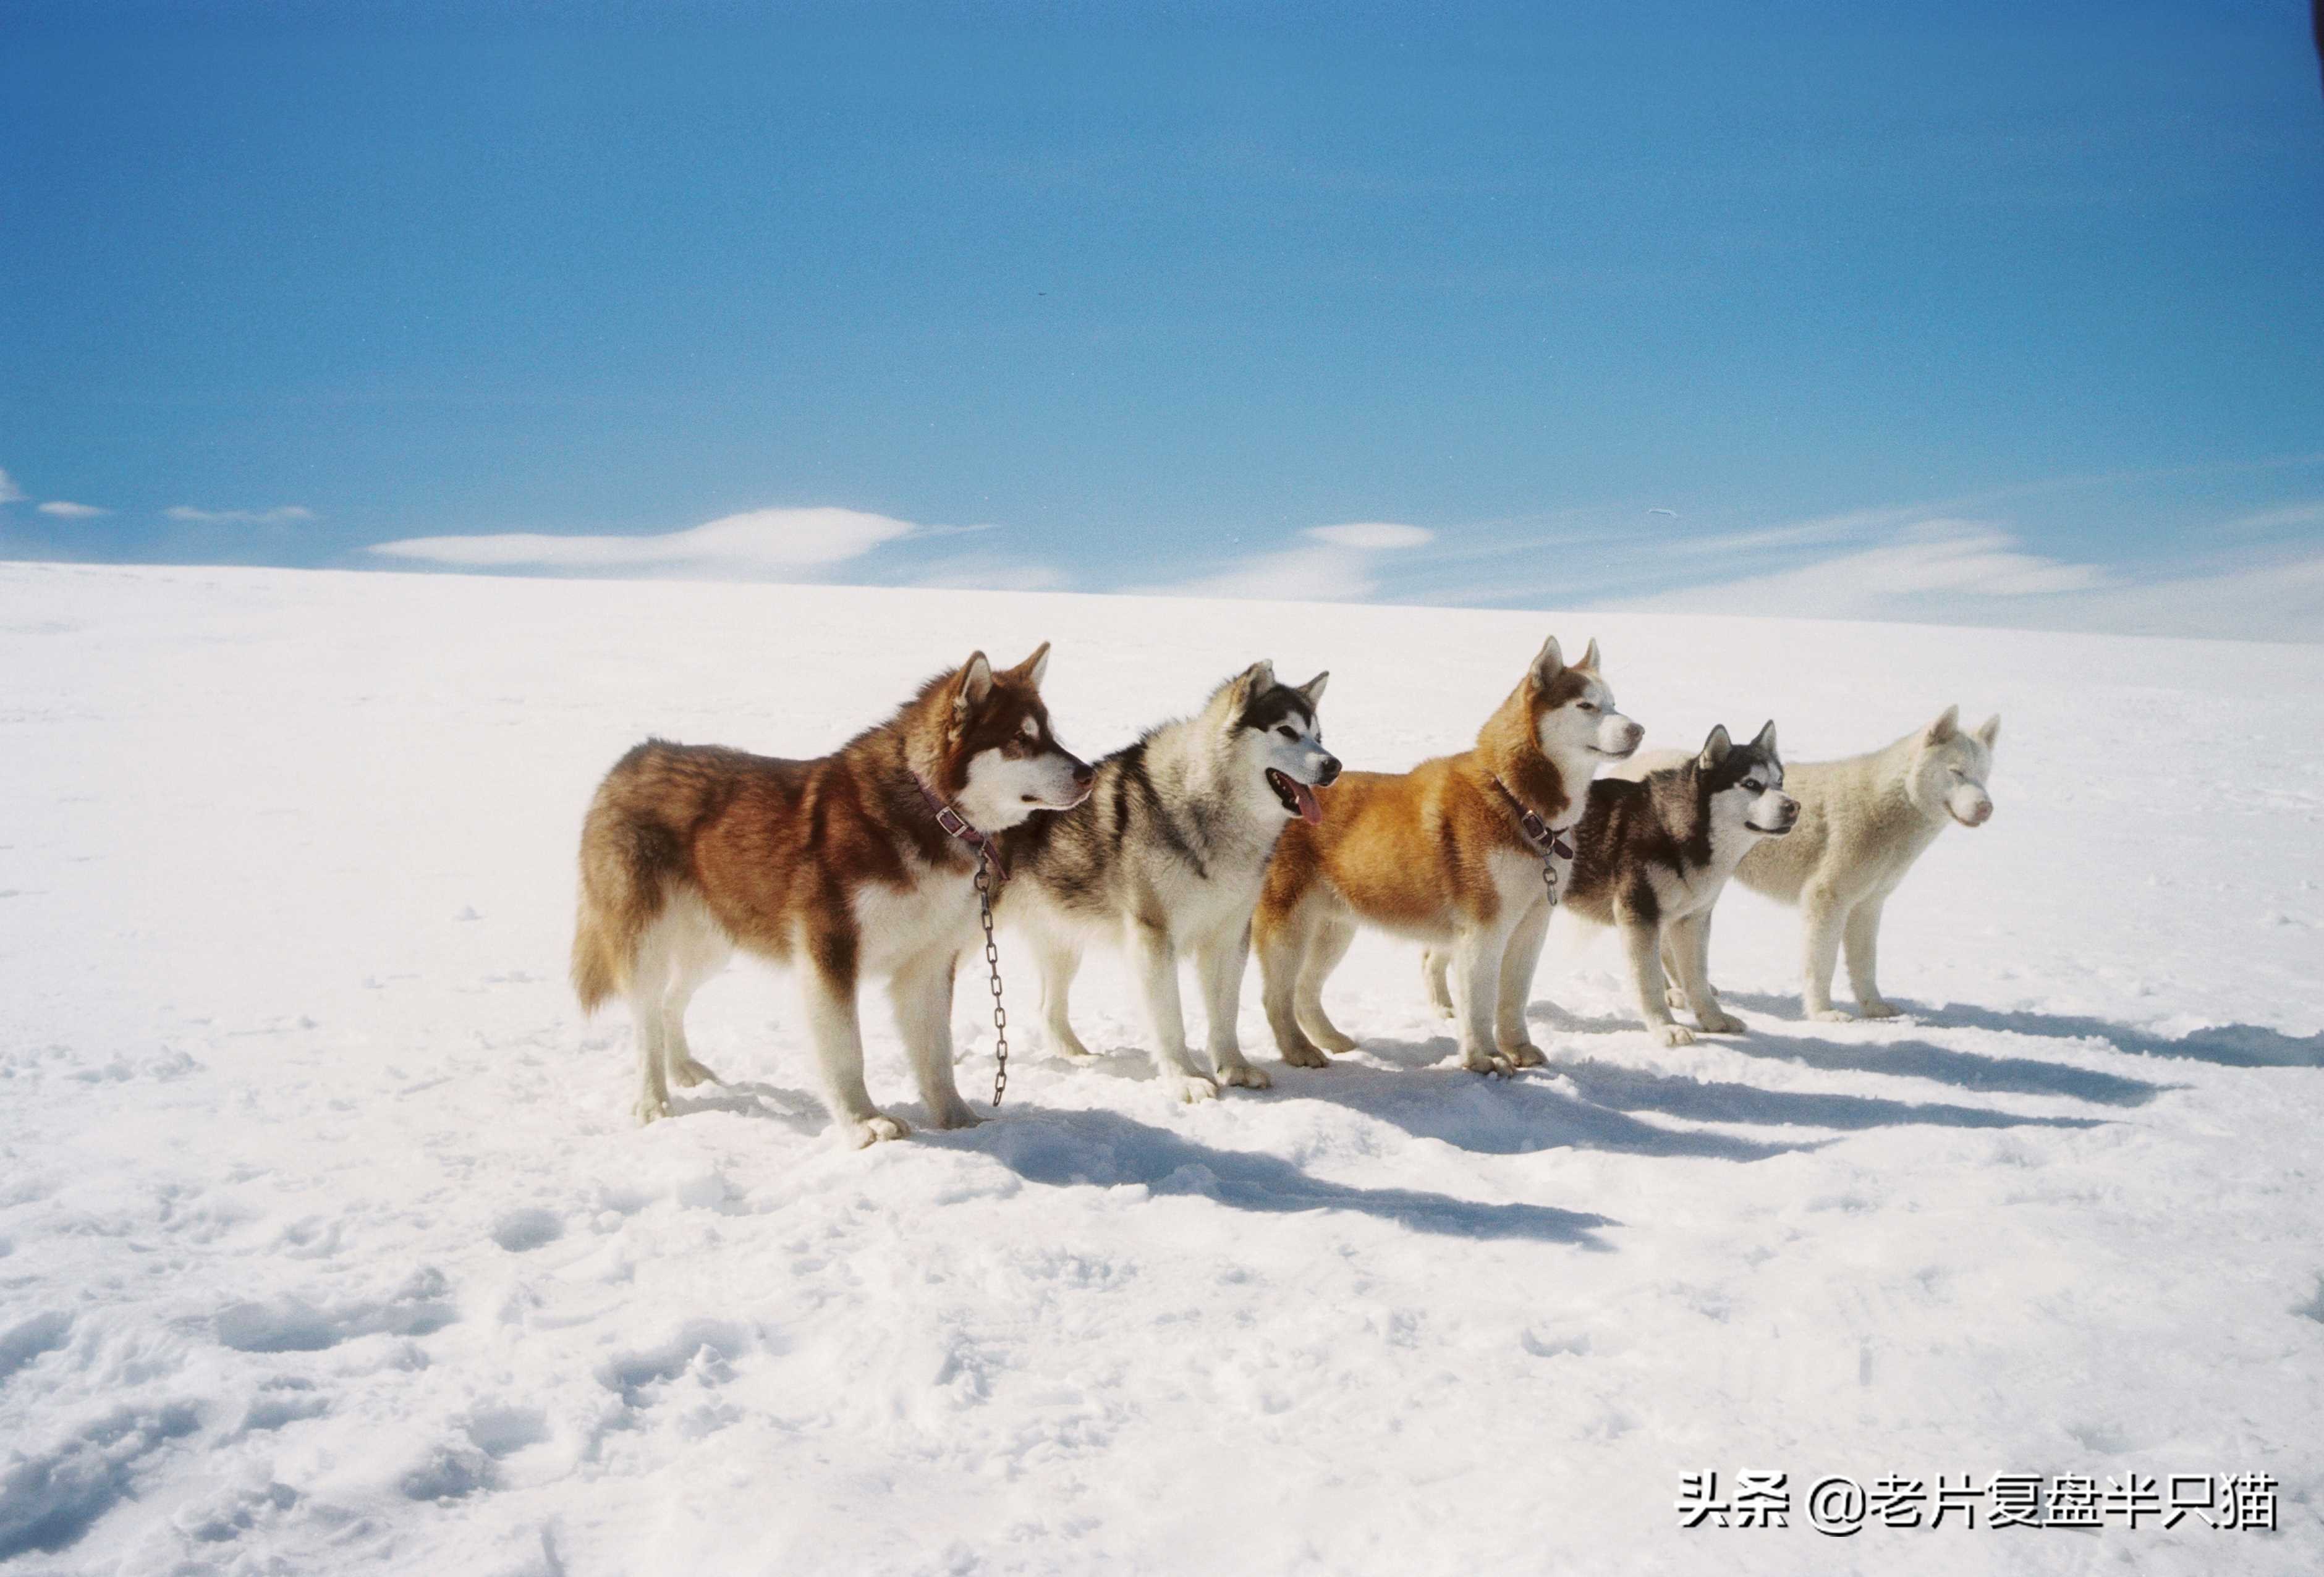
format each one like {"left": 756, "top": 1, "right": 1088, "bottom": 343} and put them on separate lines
{"left": 1719, "top": 704, "right": 1999, "bottom": 1020}
{"left": 1434, "top": 721, "right": 1798, "bottom": 1045}
{"left": 999, "top": 662, "right": 1339, "bottom": 1102}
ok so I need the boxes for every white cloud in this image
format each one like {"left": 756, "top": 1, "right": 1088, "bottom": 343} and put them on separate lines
{"left": 1304, "top": 521, "right": 1435, "bottom": 551}
{"left": 368, "top": 506, "right": 923, "bottom": 578}
{"left": 2221, "top": 499, "right": 2324, "bottom": 536}
{"left": 0, "top": 467, "right": 24, "bottom": 505}
{"left": 1613, "top": 520, "right": 2324, "bottom": 641}
{"left": 1149, "top": 522, "right": 1438, "bottom": 602}
{"left": 37, "top": 501, "right": 107, "bottom": 518}
{"left": 167, "top": 505, "right": 317, "bottom": 525}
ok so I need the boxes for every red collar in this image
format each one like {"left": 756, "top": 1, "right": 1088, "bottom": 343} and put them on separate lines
{"left": 915, "top": 777, "right": 1007, "bottom": 881}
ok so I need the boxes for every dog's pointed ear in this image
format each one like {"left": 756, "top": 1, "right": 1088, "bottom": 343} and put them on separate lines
{"left": 1926, "top": 703, "right": 1960, "bottom": 744}
{"left": 1975, "top": 712, "right": 2000, "bottom": 750}
{"left": 1298, "top": 670, "right": 1329, "bottom": 706}
{"left": 1004, "top": 640, "right": 1051, "bottom": 690}
{"left": 1752, "top": 719, "right": 1778, "bottom": 755}
{"left": 956, "top": 651, "right": 994, "bottom": 717}
{"left": 1531, "top": 635, "right": 1564, "bottom": 685}
{"left": 1579, "top": 637, "right": 1601, "bottom": 672}
{"left": 1698, "top": 724, "right": 1732, "bottom": 769}
{"left": 1234, "top": 659, "right": 1275, "bottom": 699}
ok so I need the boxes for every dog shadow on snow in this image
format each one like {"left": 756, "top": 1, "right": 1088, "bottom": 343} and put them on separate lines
{"left": 1525, "top": 1000, "right": 2170, "bottom": 1109}
{"left": 1717, "top": 992, "right": 2322, "bottom": 1072}
{"left": 964, "top": 1106, "right": 1619, "bottom": 1249}
{"left": 1347, "top": 1026, "right": 2113, "bottom": 1138}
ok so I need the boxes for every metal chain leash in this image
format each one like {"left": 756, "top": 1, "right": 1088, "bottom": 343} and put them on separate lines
{"left": 1538, "top": 850, "right": 1561, "bottom": 909}
{"left": 973, "top": 849, "right": 1009, "bottom": 1106}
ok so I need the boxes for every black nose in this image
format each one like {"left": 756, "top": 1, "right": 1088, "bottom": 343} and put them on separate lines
{"left": 1071, "top": 761, "right": 1095, "bottom": 788}
{"left": 1317, "top": 756, "right": 1341, "bottom": 785}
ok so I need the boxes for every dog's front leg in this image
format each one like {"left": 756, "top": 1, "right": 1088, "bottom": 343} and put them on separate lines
{"left": 1491, "top": 895, "right": 1551, "bottom": 1067}
{"left": 802, "top": 949, "right": 908, "bottom": 1146}
{"left": 1623, "top": 919, "right": 1694, "bottom": 1046}
{"left": 890, "top": 952, "right": 979, "bottom": 1129}
{"left": 1130, "top": 919, "right": 1218, "bottom": 1102}
{"left": 1668, "top": 911, "right": 1742, "bottom": 1033}
{"left": 1451, "top": 917, "right": 1520, "bottom": 1074}
{"left": 1800, "top": 884, "right": 1851, "bottom": 1020}
{"left": 1843, "top": 897, "right": 1897, "bottom": 1017}
{"left": 1196, "top": 923, "right": 1270, "bottom": 1090}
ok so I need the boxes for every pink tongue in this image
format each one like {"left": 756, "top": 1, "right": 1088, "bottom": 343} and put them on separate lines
{"left": 1293, "top": 780, "right": 1321, "bottom": 824}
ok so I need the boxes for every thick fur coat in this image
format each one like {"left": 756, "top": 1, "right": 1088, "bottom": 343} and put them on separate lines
{"left": 999, "top": 662, "right": 1337, "bottom": 1102}
{"left": 1254, "top": 636, "right": 1642, "bottom": 1075}
{"left": 570, "top": 645, "right": 1091, "bottom": 1143}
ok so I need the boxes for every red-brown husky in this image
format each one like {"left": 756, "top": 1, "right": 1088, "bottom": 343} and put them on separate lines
{"left": 571, "top": 645, "right": 1092, "bottom": 1144}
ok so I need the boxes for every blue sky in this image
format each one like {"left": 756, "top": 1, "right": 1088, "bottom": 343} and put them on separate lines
{"left": 5, "top": 1, "right": 2322, "bottom": 636}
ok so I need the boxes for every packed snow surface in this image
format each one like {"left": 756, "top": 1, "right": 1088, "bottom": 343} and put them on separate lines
{"left": 2, "top": 562, "right": 2321, "bottom": 1575}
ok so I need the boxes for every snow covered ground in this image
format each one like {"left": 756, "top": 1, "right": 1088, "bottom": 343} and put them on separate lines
{"left": 2, "top": 560, "right": 2321, "bottom": 1576}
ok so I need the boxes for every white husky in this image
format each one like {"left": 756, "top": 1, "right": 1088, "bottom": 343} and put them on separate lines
{"left": 1622, "top": 704, "right": 1999, "bottom": 1021}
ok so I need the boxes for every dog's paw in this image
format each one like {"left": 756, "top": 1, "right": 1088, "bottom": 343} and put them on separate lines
{"left": 1308, "top": 1026, "right": 1360, "bottom": 1055}
{"left": 1695, "top": 1010, "right": 1745, "bottom": 1036}
{"left": 1215, "top": 1061, "right": 1273, "bottom": 1090}
{"left": 1462, "top": 1048, "right": 1516, "bottom": 1077}
{"left": 927, "top": 1102, "right": 983, "bottom": 1130}
{"left": 633, "top": 1093, "right": 671, "bottom": 1125}
{"left": 1809, "top": 1007, "right": 1855, "bottom": 1023}
{"left": 1857, "top": 998, "right": 1901, "bottom": 1020}
{"left": 669, "top": 1055, "right": 721, "bottom": 1089}
{"left": 1495, "top": 1040, "right": 1547, "bottom": 1068}
{"left": 1655, "top": 1023, "right": 1697, "bottom": 1047}
{"left": 1050, "top": 1034, "right": 1096, "bottom": 1061}
{"left": 1664, "top": 986, "right": 1689, "bottom": 1013}
{"left": 1278, "top": 1042, "right": 1331, "bottom": 1070}
{"left": 844, "top": 1112, "right": 910, "bottom": 1148}
{"left": 1170, "top": 1074, "right": 1220, "bottom": 1104}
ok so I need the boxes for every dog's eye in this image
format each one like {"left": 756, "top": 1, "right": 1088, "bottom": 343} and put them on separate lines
{"left": 1948, "top": 766, "right": 1964, "bottom": 777}
{"left": 1743, "top": 780, "right": 1762, "bottom": 792}
{"left": 1578, "top": 702, "right": 1598, "bottom": 712}
{"left": 1277, "top": 725, "right": 1298, "bottom": 740}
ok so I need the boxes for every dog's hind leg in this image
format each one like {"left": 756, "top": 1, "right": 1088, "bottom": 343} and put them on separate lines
{"left": 1294, "top": 916, "right": 1362, "bottom": 1054}
{"left": 1035, "top": 939, "right": 1095, "bottom": 1060}
{"left": 801, "top": 941, "right": 907, "bottom": 1146}
{"left": 1492, "top": 895, "right": 1551, "bottom": 1066}
{"left": 626, "top": 919, "right": 677, "bottom": 1124}
{"left": 891, "top": 952, "right": 978, "bottom": 1130}
{"left": 1844, "top": 898, "right": 1897, "bottom": 1018}
{"left": 1196, "top": 922, "right": 1270, "bottom": 1090}
{"left": 659, "top": 904, "right": 731, "bottom": 1090}
{"left": 1668, "top": 911, "right": 1742, "bottom": 1034}
{"left": 1130, "top": 918, "right": 1218, "bottom": 1103}
{"left": 1800, "top": 884, "right": 1851, "bottom": 1021}
{"left": 1421, "top": 949, "right": 1456, "bottom": 1020}
{"left": 1257, "top": 906, "right": 1331, "bottom": 1070}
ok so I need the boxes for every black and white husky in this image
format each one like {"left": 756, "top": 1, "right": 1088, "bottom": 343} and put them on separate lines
{"left": 999, "top": 662, "right": 1339, "bottom": 1102}
{"left": 1441, "top": 721, "right": 1798, "bottom": 1046}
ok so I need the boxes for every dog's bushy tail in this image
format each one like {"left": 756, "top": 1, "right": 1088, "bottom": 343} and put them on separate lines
{"left": 570, "top": 894, "right": 626, "bottom": 1015}
{"left": 570, "top": 743, "right": 684, "bottom": 1014}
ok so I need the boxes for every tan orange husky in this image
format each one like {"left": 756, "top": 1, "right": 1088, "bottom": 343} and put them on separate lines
{"left": 1253, "top": 636, "right": 1642, "bottom": 1075}
{"left": 570, "top": 645, "right": 1092, "bottom": 1145}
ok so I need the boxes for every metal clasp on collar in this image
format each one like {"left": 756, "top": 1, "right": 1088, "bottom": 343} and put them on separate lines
{"left": 916, "top": 777, "right": 1008, "bottom": 882}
